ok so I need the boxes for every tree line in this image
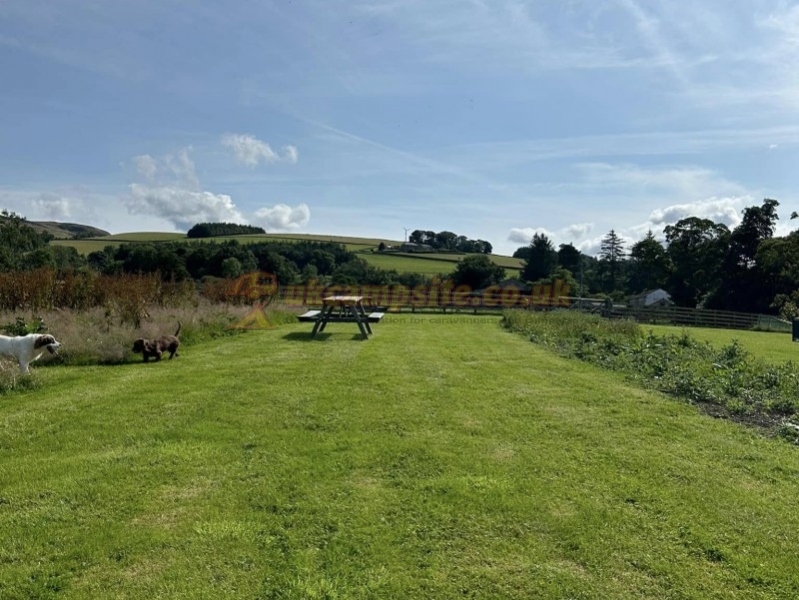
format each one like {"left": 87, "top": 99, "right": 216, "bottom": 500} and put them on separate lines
{"left": 186, "top": 222, "right": 266, "bottom": 238}
{"left": 515, "top": 199, "right": 799, "bottom": 318}
{"left": 6, "top": 202, "right": 799, "bottom": 318}
{"left": 407, "top": 229, "right": 493, "bottom": 253}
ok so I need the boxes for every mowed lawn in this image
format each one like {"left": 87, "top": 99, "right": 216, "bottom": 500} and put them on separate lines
{"left": 2, "top": 316, "right": 799, "bottom": 598}
{"left": 646, "top": 324, "right": 799, "bottom": 364}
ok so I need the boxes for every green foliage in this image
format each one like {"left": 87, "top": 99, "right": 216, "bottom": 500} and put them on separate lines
{"left": 0, "top": 210, "right": 55, "bottom": 271}
{"left": 598, "top": 229, "right": 626, "bottom": 293}
{"left": 186, "top": 222, "right": 266, "bottom": 237}
{"left": 665, "top": 217, "right": 730, "bottom": 307}
{"left": 627, "top": 230, "right": 669, "bottom": 293}
{"left": 450, "top": 254, "right": 506, "bottom": 289}
{"left": 557, "top": 242, "right": 581, "bottom": 274}
{"left": 521, "top": 232, "right": 557, "bottom": 283}
{"left": 408, "top": 229, "right": 492, "bottom": 252}
{"left": 503, "top": 310, "right": 799, "bottom": 421}
{"left": 1, "top": 316, "right": 47, "bottom": 336}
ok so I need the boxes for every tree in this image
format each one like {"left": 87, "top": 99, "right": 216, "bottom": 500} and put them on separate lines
{"left": 626, "top": 231, "right": 669, "bottom": 294}
{"left": 557, "top": 243, "right": 581, "bottom": 274}
{"left": 451, "top": 255, "right": 506, "bottom": 290}
{"left": 521, "top": 233, "right": 557, "bottom": 283}
{"left": 512, "top": 246, "right": 532, "bottom": 261}
{"left": 221, "top": 257, "right": 243, "bottom": 279}
{"left": 665, "top": 217, "right": 730, "bottom": 307}
{"left": 705, "top": 199, "right": 780, "bottom": 312}
{"left": 598, "top": 230, "right": 626, "bottom": 293}
{"left": 757, "top": 231, "right": 799, "bottom": 318}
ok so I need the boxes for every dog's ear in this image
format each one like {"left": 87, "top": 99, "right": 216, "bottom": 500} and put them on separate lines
{"left": 34, "top": 335, "right": 53, "bottom": 349}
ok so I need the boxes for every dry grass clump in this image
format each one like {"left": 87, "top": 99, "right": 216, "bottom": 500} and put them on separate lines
{"left": 0, "top": 299, "right": 300, "bottom": 369}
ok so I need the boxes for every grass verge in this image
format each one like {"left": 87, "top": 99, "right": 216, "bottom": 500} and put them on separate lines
{"left": 502, "top": 310, "right": 799, "bottom": 437}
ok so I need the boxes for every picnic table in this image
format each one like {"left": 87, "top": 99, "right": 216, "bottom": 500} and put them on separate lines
{"left": 297, "top": 295, "right": 384, "bottom": 340}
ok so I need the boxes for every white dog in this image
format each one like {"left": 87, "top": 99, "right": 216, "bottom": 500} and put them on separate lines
{"left": 0, "top": 333, "right": 61, "bottom": 373}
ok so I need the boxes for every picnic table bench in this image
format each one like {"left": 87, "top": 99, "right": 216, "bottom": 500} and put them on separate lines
{"left": 299, "top": 296, "right": 384, "bottom": 339}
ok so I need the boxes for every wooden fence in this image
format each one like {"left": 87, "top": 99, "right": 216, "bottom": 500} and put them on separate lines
{"left": 269, "top": 287, "right": 791, "bottom": 332}
{"left": 562, "top": 298, "right": 790, "bottom": 332}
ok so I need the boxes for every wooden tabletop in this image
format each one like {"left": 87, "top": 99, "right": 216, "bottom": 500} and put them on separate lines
{"left": 323, "top": 295, "right": 363, "bottom": 304}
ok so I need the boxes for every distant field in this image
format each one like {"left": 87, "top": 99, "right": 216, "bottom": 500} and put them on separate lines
{"left": 382, "top": 252, "right": 523, "bottom": 269}
{"left": 647, "top": 324, "right": 798, "bottom": 364}
{"left": 52, "top": 232, "right": 392, "bottom": 253}
{"left": 360, "top": 253, "right": 460, "bottom": 276}
{"left": 96, "top": 232, "right": 188, "bottom": 241}
{"left": 51, "top": 232, "right": 523, "bottom": 276}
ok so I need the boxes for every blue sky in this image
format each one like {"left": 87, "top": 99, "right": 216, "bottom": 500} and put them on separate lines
{"left": 1, "top": 0, "right": 798, "bottom": 255}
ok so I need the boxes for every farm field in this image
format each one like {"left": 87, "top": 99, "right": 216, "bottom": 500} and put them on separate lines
{"left": 646, "top": 324, "right": 798, "bottom": 364}
{"left": 51, "top": 232, "right": 523, "bottom": 276}
{"left": 2, "top": 315, "right": 799, "bottom": 598}
{"left": 359, "top": 252, "right": 463, "bottom": 276}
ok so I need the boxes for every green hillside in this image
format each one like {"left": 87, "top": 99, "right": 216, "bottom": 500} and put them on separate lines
{"left": 51, "top": 231, "right": 522, "bottom": 276}
{"left": 0, "top": 216, "right": 110, "bottom": 239}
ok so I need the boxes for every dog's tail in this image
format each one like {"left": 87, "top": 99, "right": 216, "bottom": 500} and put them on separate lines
{"left": 175, "top": 321, "right": 182, "bottom": 337}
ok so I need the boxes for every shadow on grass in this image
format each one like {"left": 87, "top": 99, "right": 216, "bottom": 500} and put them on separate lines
{"left": 282, "top": 332, "right": 367, "bottom": 342}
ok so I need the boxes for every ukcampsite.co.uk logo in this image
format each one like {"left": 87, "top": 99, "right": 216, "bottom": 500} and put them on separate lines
{"left": 280, "top": 277, "right": 572, "bottom": 310}
{"left": 226, "top": 271, "right": 279, "bottom": 330}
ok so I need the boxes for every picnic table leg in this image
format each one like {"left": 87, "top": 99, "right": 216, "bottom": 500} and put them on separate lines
{"left": 312, "top": 305, "right": 330, "bottom": 336}
{"left": 318, "top": 305, "right": 333, "bottom": 333}
{"left": 356, "top": 302, "right": 373, "bottom": 335}
{"left": 349, "top": 305, "right": 370, "bottom": 339}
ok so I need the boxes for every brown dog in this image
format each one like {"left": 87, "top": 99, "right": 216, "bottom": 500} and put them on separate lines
{"left": 132, "top": 322, "right": 181, "bottom": 362}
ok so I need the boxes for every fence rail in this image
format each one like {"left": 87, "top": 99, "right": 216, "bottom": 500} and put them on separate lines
{"left": 270, "top": 287, "right": 790, "bottom": 332}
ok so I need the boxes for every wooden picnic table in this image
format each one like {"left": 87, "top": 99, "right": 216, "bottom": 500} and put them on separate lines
{"left": 297, "top": 295, "right": 385, "bottom": 340}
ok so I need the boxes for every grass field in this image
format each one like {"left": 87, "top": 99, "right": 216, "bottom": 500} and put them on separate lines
{"left": 2, "top": 315, "right": 799, "bottom": 598}
{"left": 646, "top": 324, "right": 798, "bottom": 364}
{"left": 360, "top": 253, "right": 462, "bottom": 276}
{"left": 51, "top": 232, "right": 523, "bottom": 276}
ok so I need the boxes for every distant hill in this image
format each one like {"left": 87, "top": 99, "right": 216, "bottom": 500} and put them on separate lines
{"left": 0, "top": 216, "right": 110, "bottom": 239}
{"left": 51, "top": 230, "right": 523, "bottom": 276}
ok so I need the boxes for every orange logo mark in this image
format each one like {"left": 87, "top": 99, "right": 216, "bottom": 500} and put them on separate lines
{"left": 226, "top": 271, "right": 279, "bottom": 330}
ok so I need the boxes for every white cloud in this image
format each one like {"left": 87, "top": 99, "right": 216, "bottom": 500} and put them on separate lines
{"left": 126, "top": 184, "right": 245, "bottom": 230}
{"left": 133, "top": 154, "right": 159, "bottom": 182}
{"left": 132, "top": 147, "right": 200, "bottom": 189}
{"left": 565, "top": 222, "right": 594, "bottom": 238}
{"left": 252, "top": 203, "right": 311, "bottom": 231}
{"left": 507, "top": 227, "right": 552, "bottom": 245}
{"left": 125, "top": 146, "right": 311, "bottom": 231}
{"left": 31, "top": 193, "right": 72, "bottom": 220}
{"left": 126, "top": 147, "right": 246, "bottom": 230}
{"left": 221, "top": 134, "right": 299, "bottom": 167}
{"left": 283, "top": 145, "right": 299, "bottom": 164}
{"left": 572, "top": 197, "right": 750, "bottom": 256}
{"left": 648, "top": 197, "right": 744, "bottom": 228}
{"left": 508, "top": 222, "right": 594, "bottom": 246}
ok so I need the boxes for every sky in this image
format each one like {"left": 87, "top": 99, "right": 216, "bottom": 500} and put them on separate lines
{"left": 1, "top": 0, "right": 798, "bottom": 256}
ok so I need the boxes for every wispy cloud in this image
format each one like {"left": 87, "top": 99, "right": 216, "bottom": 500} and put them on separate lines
{"left": 614, "top": 0, "right": 689, "bottom": 85}
{"left": 31, "top": 193, "right": 73, "bottom": 220}
{"left": 221, "top": 134, "right": 299, "bottom": 167}
{"left": 576, "top": 162, "right": 748, "bottom": 199}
